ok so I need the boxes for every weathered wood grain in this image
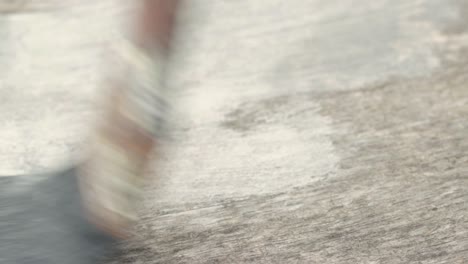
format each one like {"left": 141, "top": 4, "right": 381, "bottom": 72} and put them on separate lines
{"left": 1, "top": 0, "right": 467, "bottom": 263}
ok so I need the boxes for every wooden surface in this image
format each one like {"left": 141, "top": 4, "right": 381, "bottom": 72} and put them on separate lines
{"left": 0, "top": 0, "right": 467, "bottom": 263}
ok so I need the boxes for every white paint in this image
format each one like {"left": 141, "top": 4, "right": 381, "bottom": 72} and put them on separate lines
{"left": 150, "top": 79, "right": 339, "bottom": 203}
{"left": 0, "top": 0, "right": 129, "bottom": 174}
